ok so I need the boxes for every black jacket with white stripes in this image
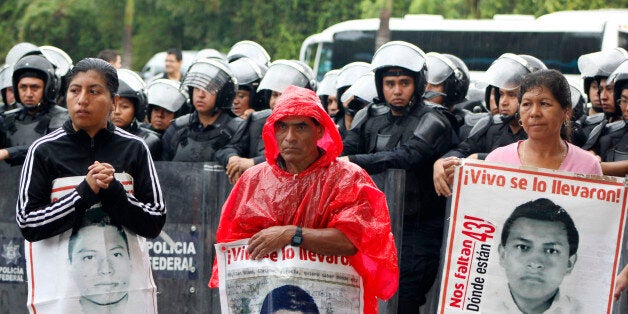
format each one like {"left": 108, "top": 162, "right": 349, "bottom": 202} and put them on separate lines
{"left": 16, "top": 119, "right": 166, "bottom": 242}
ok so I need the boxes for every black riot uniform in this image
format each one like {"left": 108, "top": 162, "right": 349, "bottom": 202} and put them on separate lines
{"left": 215, "top": 60, "right": 316, "bottom": 166}
{"left": 2, "top": 54, "right": 67, "bottom": 166}
{"left": 341, "top": 41, "right": 458, "bottom": 312}
{"left": 162, "top": 58, "right": 243, "bottom": 162}
{"left": 573, "top": 48, "right": 628, "bottom": 146}
{"left": 115, "top": 69, "right": 162, "bottom": 160}
{"left": 582, "top": 60, "right": 628, "bottom": 161}
{"left": 424, "top": 52, "right": 471, "bottom": 134}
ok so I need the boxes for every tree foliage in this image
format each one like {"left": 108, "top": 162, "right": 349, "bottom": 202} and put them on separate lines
{"left": 0, "top": 0, "right": 624, "bottom": 71}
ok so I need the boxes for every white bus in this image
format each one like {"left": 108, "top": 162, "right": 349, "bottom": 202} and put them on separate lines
{"left": 300, "top": 9, "right": 628, "bottom": 84}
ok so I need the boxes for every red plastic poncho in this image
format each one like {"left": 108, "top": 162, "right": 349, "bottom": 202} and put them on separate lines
{"left": 209, "top": 85, "right": 399, "bottom": 313}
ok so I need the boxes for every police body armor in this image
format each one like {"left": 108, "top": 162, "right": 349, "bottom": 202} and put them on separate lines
{"left": 169, "top": 112, "right": 242, "bottom": 162}
{"left": 463, "top": 114, "right": 527, "bottom": 158}
{"left": 247, "top": 109, "right": 271, "bottom": 158}
{"left": 350, "top": 101, "right": 455, "bottom": 218}
{"left": 584, "top": 119, "right": 628, "bottom": 162}
{"left": 125, "top": 120, "right": 162, "bottom": 160}
{"left": 3, "top": 105, "right": 67, "bottom": 147}
{"left": 573, "top": 112, "right": 605, "bottom": 147}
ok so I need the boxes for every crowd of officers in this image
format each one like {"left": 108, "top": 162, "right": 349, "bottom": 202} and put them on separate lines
{"left": 1, "top": 39, "right": 628, "bottom": 312}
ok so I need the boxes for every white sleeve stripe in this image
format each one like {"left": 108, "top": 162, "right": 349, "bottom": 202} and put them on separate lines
{"left": 114, "top": 129, "right": 166, "bottom": 214}
{"left": 16, "top": 193, "right": 80, "bottom": 228}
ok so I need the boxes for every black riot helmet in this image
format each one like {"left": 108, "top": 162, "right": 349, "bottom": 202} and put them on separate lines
{"left": 317, "top": 69, "right": 341, "bottom": 116}
{"left": 227, "top": 40, "right": 271, "bottom": 68}
{"left": 609, "top": 59, "right": 628, "bottom": 115}
{"left": 371, "top": 41, "right": 427, "bottom": 111}
{"left": 146, "top": 79, "right": 187, "bottom": 122}
{"left": 255, "top": 60, "right": 316, "bottom": 109}
{"left": 336, "top": 62, "right": 371, "bottom": 104}
{"left": 568, "top": 83, "right": 586, "bottom": 122}
{"left": 578, "top": 48, "right": 628, "bottom": 97}
{"left": 425, "top": 52, "right": 470, "bottom": 105}
{"left": 340, "top": 71, "right": 377, "bottom": 114}
{"left": 340, "top": 71, "right": 377, "bottom": 104}
{"left": 182, "top": 58, "right": 238, "bottom": 115}
{"left": 228, "top": 57, "right": 267, "bottom": 111}
{"left": 0, "top": 64, "right": 13, "bottom": 105}
{"left": 484, "top": 53, "right": 546, "bottom": 122}
{"left": 5, "top": 42, "right": 41, "bottom": 66}
{"left": 12, "top": 54, "right": 60, "bottom": 107}
{"left": 117, "top": 69, "right": 148, "bottom": 121}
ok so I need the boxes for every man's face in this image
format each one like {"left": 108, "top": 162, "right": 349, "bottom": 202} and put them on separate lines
{"left": 193, "top": 87, "right": 217, "bottom": 114}
{"left": 499, "top": 87, "right": 519, "bottom": 116}
{"left": 269, "top": 91, "right": 282, "bottom": 110}
{"left": 67, "top": 70, "right": 115, "bottom": 135}
{"left": 274, "top": 116, "right": 324, "bottom": 172}
{"left": 426, "top": 83, "right": 445, "bottom": 105}
{"left": 18, "top": 77, "right": 45, "bottom": 106}
{"left": 150, "top": 106, "right": 175, "bottom": 131}
{"left": 111, "top": 97, "right": 135, "bottom": 128}
{"left": 599, "top": 78, "right": 615, "bottom": 114}
{"left": 70, "top": 225, "right": 132, "bottom": 305}
{"left": 499, "top": 218, "right": 576, "bottom": 303}
{"left": 165, "top": 54, "right": 182, "bottom": 75}
{"left": 588, "top": 80, "right": 601, "bottom": 110}
{"left": 232, "top": 89, "right": 251, "bottom": 117}
{"left": 326, "top": 95, "right": 339, "bottom": 116}
{"left": 382, "top": 74, "right": 415, "bottom": 108}
{"left": 620, "top": 89, "right": 628, "bottom": 120}
{"left": 4, "top": 87, "right": 15, "bottom": 105}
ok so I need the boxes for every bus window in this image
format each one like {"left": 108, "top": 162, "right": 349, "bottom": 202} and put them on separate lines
{"left": 331, "top": 29, "right": 603, "bottom": 75}
{"left": 303, "top": 43, "right": 317, "bottom": 70}
{"left": 620, "top": 31, "right": 628, "bottom": 50}
{"left": 318, "top": 43, "right": 333, "bottom": 82}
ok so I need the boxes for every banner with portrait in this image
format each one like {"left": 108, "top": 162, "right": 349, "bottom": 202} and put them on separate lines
{"left": 215, "top": 239, "right": 364, "bottom": 313}
{"left": 25, "top": 174, "right": 157, "bottom": 314}
{"left": 438, "top": 160, "right": 627, "bottom": 314}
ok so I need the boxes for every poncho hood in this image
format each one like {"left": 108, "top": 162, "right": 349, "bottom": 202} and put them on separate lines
{"left": 263, "top": 85, "right": 343, "bottom": 171}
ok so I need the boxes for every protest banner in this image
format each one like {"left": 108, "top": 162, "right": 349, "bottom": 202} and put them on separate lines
{"left": 438, "top": 160, "right": 626, "bottom": 314}
{"left": 25, "top": 174, "right": 157, "bottom": 314}
{"left": 215, "top": 239, "right": 364, "bottom": 313}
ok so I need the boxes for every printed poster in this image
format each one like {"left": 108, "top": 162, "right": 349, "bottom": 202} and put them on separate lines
{"left": 215, "top": 239, "right": 364, "bottom": 314}
{"left": 438, "top": 160, "right": 626, "bottom": 314}
{"left": 26, "top": 174, "right": 157, "bottom": 314}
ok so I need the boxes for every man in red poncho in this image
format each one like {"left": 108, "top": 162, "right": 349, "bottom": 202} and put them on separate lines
{"left": 210, "top": 85, "right": 398, "bottom": 313}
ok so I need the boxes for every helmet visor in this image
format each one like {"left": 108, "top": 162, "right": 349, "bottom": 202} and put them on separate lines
{"left": 371, "top": 42, "right": 426, "bottom": 73}
{"left": 257, "top": 62, "right": 309, "bottom": 93}
{"left": 316, "top": 71, "right": 339, "bottom": 97}
{"left": 578, "top": 49, "right": 628, "bottom": 78}
{"left": 183, "top": 61, "right": 231, "bottom": 94}
{"left": 147, "top": 79, "right": 186, "bottom": 112}
{"left": 341, "top": 72, "right": 376, "bottom": 103}
{"left": 336, "top": 63, "right": 371, "bottom": 89}
{"left": 484, "top": 55, "right": 530, "bottom": 90}
{"left": 426, "top": 53, "right": 454, "bottom": 85}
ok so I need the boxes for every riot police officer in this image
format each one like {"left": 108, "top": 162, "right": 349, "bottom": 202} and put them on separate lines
{"left": 161, "top": 58, "right": 243, "bottom": 162}
{"left": 317, "top": 69, "right": 341, "bottom": 121}
{"left": 574, "top": 48, "right": 628, "bottom": 146}
{"left": 335, "top": 62, "right": 371, "bottom": 137}
{"left": 228, "top": 57, "right": 267, "bottom": 118}
{"left": 0, "top": 54, "right": 67, "bottom": 165}
{"left": 143, "top": 78, "right": 187, "bottom": 136}
{"left": 424, "top": 52, "right": 470, "bottom": 132}
{"left": 340, "top": 41, "right": 458, "bottom": 313}
{"left": 583, "top": 60, "right": 628, "bottom": 165}
{"left": 0, "top": 65, "right": 19, "bottom": 113}
{"left": 215, "top": 60, "right": 316, "bottom": 183}
{"left": 111, "top": 69, "right": 162, "bottom": 160}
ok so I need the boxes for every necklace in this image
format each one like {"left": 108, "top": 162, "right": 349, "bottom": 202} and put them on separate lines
{"left": 521, "top": 140, "right": 567, "bottom": 168}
